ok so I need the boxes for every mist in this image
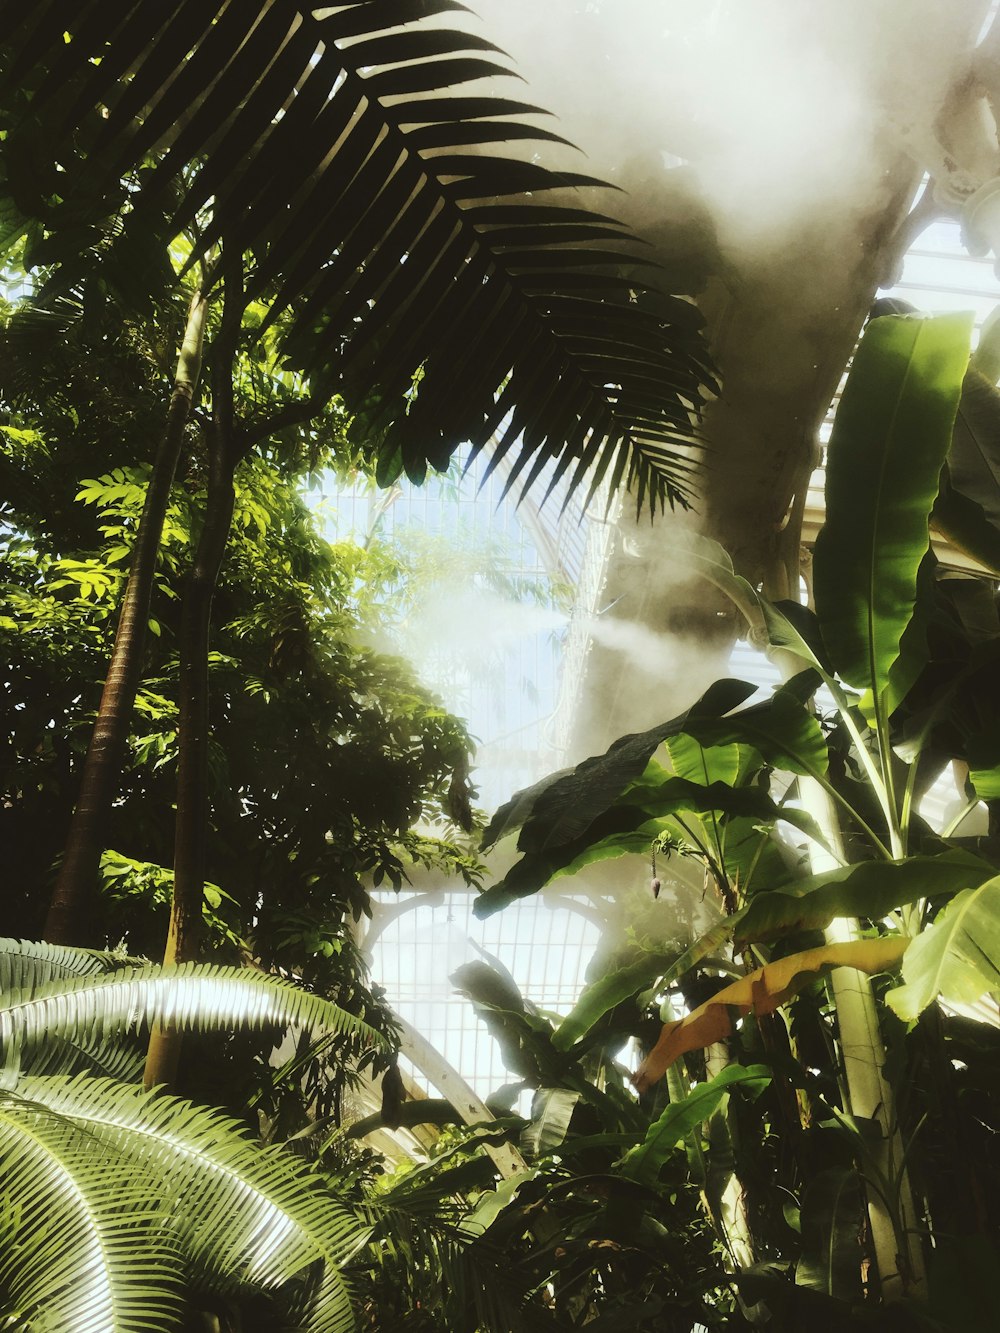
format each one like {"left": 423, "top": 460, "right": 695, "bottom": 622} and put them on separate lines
{"left": 465, "top": 0, "right": 982, "bottom": 258}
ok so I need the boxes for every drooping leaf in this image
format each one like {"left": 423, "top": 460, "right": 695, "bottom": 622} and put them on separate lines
{"left": 633, "top": 937, "right": 908, "bottom": 1088}
{"left": 0, "top": 962, "right": 387, "bottom": 1056}
{"left": 796, "top": 1167, "right": 864, "bottom": 1302}
{"left": 0, "top": 1097, "right": 184, "bottom": 1332}
{"left": 682, "top": 683, "right": 830, "bottom": 778}
{"left": 0, "top": 0, "right": 717, "bottom": 511}
{"left": 814, "top": 313, "right": 973, "bottom": 704}
{"left": 482, "top": 772, "right": 830, "bottom": 919}
{"left": 0, "top": 936, "right": 125, "bottom": 994}
{"left": 618, "top": 1064, "right": 770, "bottom": 1183}
{"left": 886, "top": 876, "right": 1000, "bottom": 1021}
{"left": 474, "top": 680, "right": 758, "bottom": 918}
{"left": 459, "top": 1169, "right": 540, "bottom": 1238}
{"left": 481, "top": 766, "right": 575, "bottom": 850}
{"left": 508, "top": 679, "right": 756, "bottom": 856}
{"left": 519, "top": 1087, "right": 580, "bottom": 1158}
{"left": 734, "top": 852, "right": 992, "bottom": 947}
{"left": 552, "top": 948, "right": 680, "bottom": 1053}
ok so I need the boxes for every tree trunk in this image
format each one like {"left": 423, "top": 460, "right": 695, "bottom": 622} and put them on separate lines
{"left": 145, "top": 264, "right": 242, "bottom": 1090}
{"left": 142, "top": 435, "right": 238, "bottom": 1088}
{"left": 44, "top": 289, "right": 208, "bottom": 946}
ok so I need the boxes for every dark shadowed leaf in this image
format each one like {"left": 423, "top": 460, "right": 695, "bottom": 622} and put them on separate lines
{"left": 796, "top": 1167, "right": 864, "bottom": 1301}
{"left": 0, "top": 0, "right": 717, "bottom": 512}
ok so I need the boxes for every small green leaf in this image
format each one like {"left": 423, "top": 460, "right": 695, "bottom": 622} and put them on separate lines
{"left": 618, "top": 1065, "right": 770, "bottom": 1183}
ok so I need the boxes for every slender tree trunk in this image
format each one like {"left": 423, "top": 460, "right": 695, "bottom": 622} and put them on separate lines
{"left": 143, "top": 435, "right": 239, "bottom": 1087}
{"left": 145, "top": 263, "right": 242, "bottom": 1090}
{"left": 44, "top": 289, "right": 208, "bottom": 946}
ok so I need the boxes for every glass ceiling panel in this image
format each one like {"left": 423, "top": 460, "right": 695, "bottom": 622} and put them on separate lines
{"left": 366, "top": 890, "right": 602, "bottom": 1102}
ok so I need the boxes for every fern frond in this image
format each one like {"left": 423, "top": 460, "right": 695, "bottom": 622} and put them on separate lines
{"left": 0, "top": 1099, "right": 183, "bottom": 1332}
{"left": 14, "top": 1076, "right": 363, "bottom": 1333}
{"left": 0, "top": 936, "right": 125, "bottom": 996}
{"left": 19, "top": 1032, "right": 146, "bottom": 1083}
{"left": 0, "top": 963, "right": 388, "bottom": 1056}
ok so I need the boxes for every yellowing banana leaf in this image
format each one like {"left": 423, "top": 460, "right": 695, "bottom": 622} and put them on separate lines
{"left": 632, "top": 937, "right": 908, "bottom": 1090}
{"left": 886, "top": 875, "right": 1000, "bottom": 1021}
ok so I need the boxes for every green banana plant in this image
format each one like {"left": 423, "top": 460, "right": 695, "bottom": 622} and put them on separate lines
{"left": 473, "top": 311, "right": 1000, "bottom": 1321}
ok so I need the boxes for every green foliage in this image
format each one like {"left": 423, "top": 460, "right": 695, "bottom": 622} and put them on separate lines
{"left": 618, "top": 1065, "right": 771, "bottom": 1184}
{"left": 887, "top": 876, "right": 1000, "bottom": 1020}
{"left": 796, "top": 1168, "right": 864, "bottom": 1302}
{"left": 734, "top": 851, "right": 993, "bottom": 947}
{"left": 449, "top": 311, "right": 1000, "bottom": 1327}
{"left": 814, "top": 312, "right": 972, "bottom": 712}
{"left": 0, "top": 290, "right": 480, "bottom": 967}
{"left": 0, "top": 0, "right": 717, "bottom": 512}
{"left": 0, "top": 937, "right": 389, "bottom": 1330}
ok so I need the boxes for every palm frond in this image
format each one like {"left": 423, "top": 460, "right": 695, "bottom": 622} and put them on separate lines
{"left": 0, "top": 1099, "right": 183, "bottom": 1332}
{"left": 13, "top": 1075, "right": 362, "bottom": 1332}
{"left": 0, "top": 963, "right": 388, "bottom": 1056}
{"left": 19, "top": 1032, "right": 146, "bottom": 1084}
{"left": 0, "top": 936, "right": 124, "bottom": 995}
{"left": 0, "top": 0, "right": 715, "bottom": 511}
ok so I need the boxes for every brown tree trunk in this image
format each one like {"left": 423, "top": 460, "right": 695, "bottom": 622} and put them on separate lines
{"left": 145, "top": 264, "right": 243, "bottom": 1090}
{"left": 44, "top": 289, "right": 209, "bottom": 946}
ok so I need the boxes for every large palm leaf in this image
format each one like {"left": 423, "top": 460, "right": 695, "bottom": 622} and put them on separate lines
{"left": 0, "top": 1, "right": 714, "bottom": 510}
{"left": 0, "top": 959, "right": 387, "bottom": 1058}
{"left": 0, "top": 1098, "right": 184, "bottom": 1331}
{"left": 11, "top": 1075, "right": 363, "bottom": 1332}
{"left": 0, "top": 935, "right": 126, "bottom": 990}
{"left": 0, "top": 948, "right": 389, "bottom": 1329}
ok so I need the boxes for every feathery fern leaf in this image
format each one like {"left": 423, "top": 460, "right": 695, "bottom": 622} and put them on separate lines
{"left": 17, "top": 1033, "right": 147, "bottom": 1084}
{"left": 0, "top": 1098, "right": 183, "bottom": 1332}
{"left": 0, "top": 0, "right": 715, "bottom": 510}
{"left": 0, "top": 962, "right": 388, "bottom": 1056}
{"left": 12, "top": 1076, "right": 362, "bottom": 1332}
{"left": 0, "top": 936, "right": 125, "bottom": 994}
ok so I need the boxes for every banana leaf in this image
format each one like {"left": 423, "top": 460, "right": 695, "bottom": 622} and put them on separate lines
{"left": 886, "top": 874, "right": 1000, "bottom": 1020}
{"left": 814, "top": 312, "right": 972, "bottom": 709}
